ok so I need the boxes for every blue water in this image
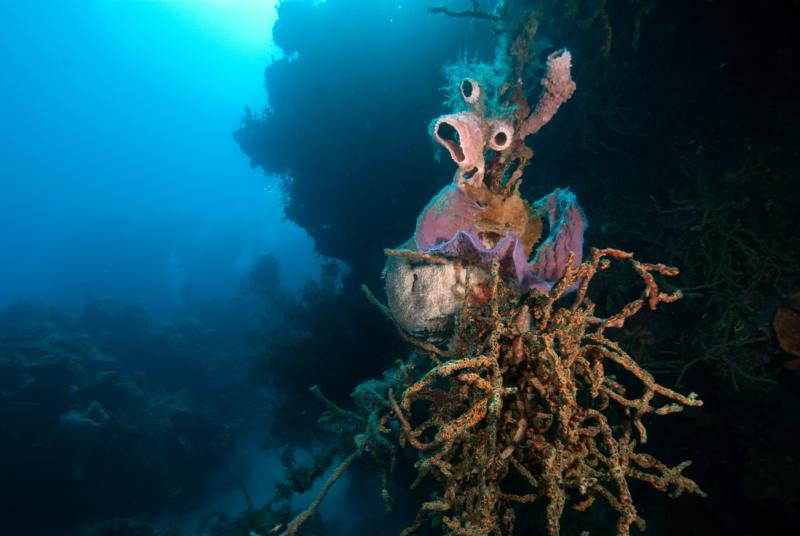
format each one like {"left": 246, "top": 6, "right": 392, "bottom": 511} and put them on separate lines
{"left": 0, "top": 0, "right": 318, "bottom": 317}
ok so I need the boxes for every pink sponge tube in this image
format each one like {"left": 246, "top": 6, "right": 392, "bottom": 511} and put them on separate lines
{"left": 520, "top": 49, "right": 577, "bottom": 139}
{"left": 430, "top": 112, "right": 486, "bottom": 187}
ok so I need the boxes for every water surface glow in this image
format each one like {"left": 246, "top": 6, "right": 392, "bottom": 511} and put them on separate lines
{"left": 0, "top": 0, "right": 318, "bottom": 315}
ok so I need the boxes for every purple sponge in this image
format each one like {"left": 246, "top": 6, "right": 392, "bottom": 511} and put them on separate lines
{"left": 414, "top": 186, "right": 587, "bottom": 293}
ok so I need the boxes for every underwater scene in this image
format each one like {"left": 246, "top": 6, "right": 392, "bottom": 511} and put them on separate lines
{"left": 1, "top": 1, "right": 798, "bottom": 535}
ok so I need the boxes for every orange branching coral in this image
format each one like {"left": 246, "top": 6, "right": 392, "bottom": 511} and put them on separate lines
{"left": 386, "top": 248, "right": 704, "bottom": 535}
{"left": 281, "top": 248, "right": 705, "bottom": 536}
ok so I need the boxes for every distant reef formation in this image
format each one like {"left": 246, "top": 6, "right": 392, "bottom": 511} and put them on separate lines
{"left": 0, "top": 300, "right": 242, "bottom": 533}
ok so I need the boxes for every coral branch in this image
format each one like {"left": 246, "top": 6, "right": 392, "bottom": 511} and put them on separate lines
{"left": 381, "top": 247, "right": 703, "bottom": 534}
{"left": 281, "top": 448, "right": 363, "bottom": 536}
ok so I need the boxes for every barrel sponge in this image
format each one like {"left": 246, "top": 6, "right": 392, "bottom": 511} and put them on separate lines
{"left": 383, "top": 248, "right": 487, "bottom": 344}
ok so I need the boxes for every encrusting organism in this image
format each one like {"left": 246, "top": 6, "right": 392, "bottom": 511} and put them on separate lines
{"left": 278, "top": 4, "right": 704, "bottom": 535}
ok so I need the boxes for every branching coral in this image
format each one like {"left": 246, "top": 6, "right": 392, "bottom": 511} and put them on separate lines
{"left": 388, "top": 249, "right": 703, "bottom": 535}
{"left": 280, "top": 248, "right": 704, "bottom": 536}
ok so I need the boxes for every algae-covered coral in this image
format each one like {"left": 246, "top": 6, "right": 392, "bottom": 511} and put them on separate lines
{"left": 274, "top": 2, "right": 705, "bottom": 535}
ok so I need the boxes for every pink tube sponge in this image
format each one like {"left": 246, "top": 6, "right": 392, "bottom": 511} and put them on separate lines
{"left": 520, "top": 49, "right": 577, "bottom": 139}
{"left": 430, "top": 112, "right": 486, "bottom": 186}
